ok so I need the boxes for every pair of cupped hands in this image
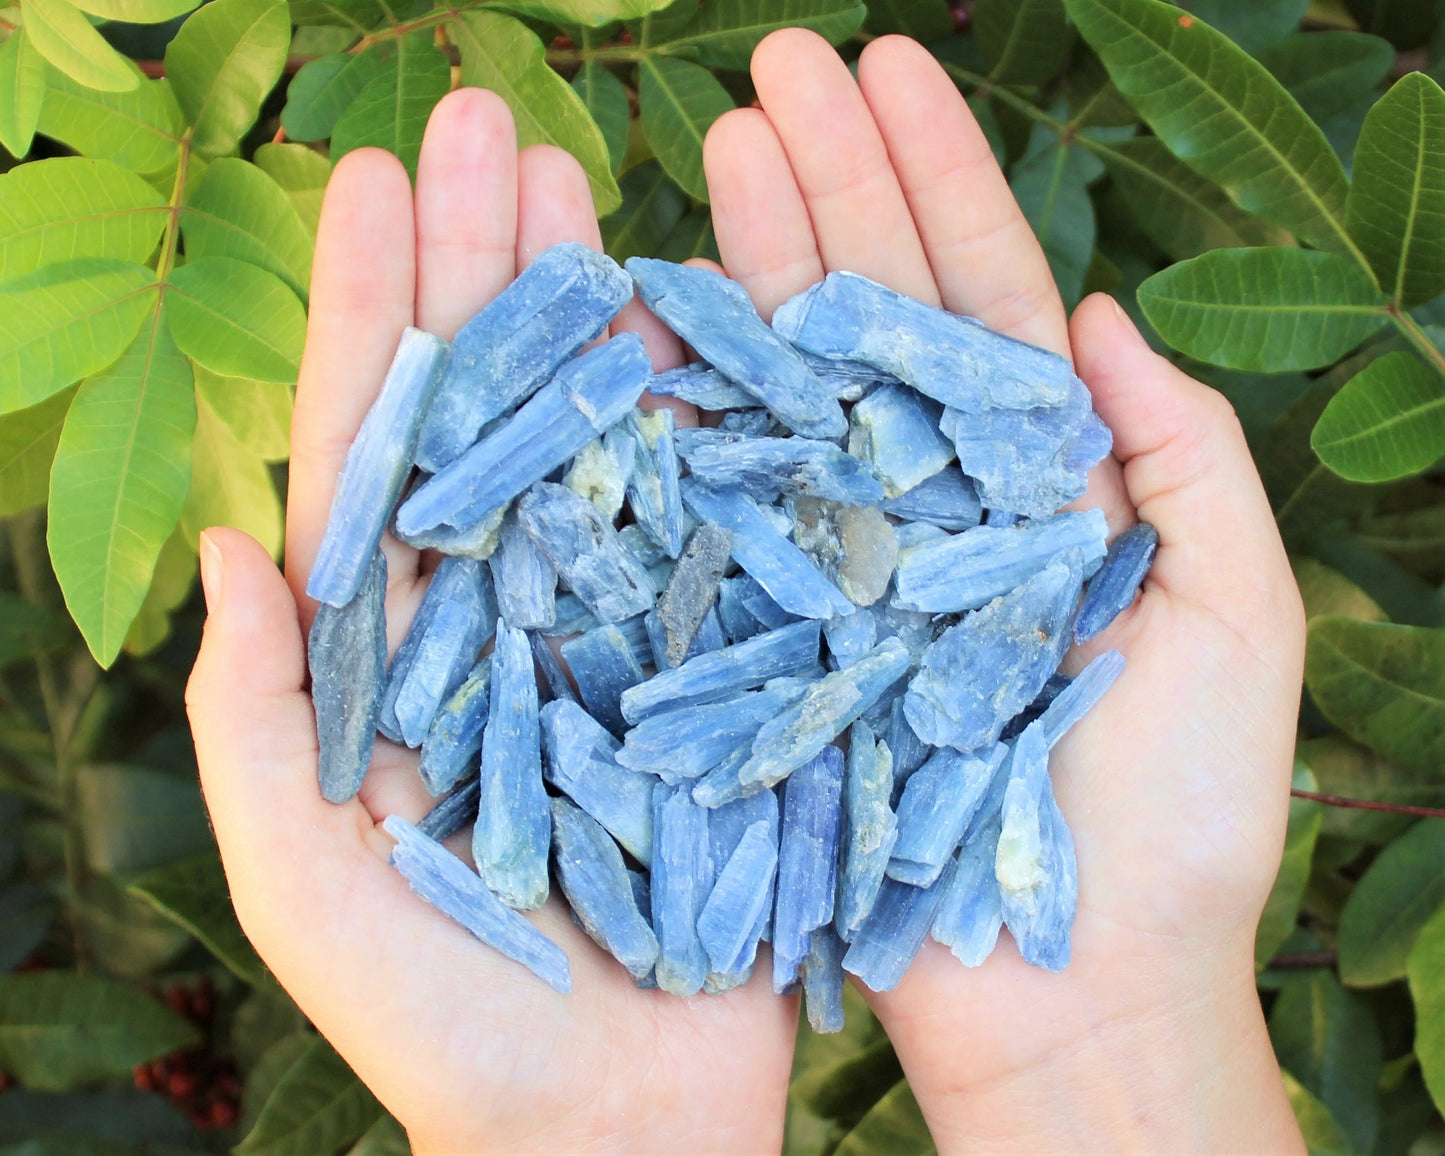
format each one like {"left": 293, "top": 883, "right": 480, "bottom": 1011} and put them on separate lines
{"left": 185, "top": 28, "right": 1308, "bottom": 1155}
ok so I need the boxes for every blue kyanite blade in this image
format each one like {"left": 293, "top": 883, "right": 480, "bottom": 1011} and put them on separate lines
{"left": 550, "top": 797, "right": 659, "bottom": 979}
{"left": 846, "top": 384, "right": 954, "bottom": 499}
{"left": 540, "top": 699, "right": 655, "bottom": 866}
{"left": 627, "top": 408, "right": 685, "bottom": 559}
{"left": 931, "top": 808, "right": 1004, "bottom": 967}
{"left": 654, "top": 521, "right": 733, "bottom": 670}
{"left": 824, "top": 611, "right": 877, "bottom": 671}
{"left": 675, "top": 428, "right": 885, "bottom": 506}
{"left": 1038, "top": 649, "right": 1125, "bottom": 748}
{"left": 384, "top": 815, "right": 570, "bottom": 993}
{"left": 646, "top": 362, "right": 757, "bottom": 410}
{"left": 627, "top": 257, "right": 846, "bottom": 438}
{"left": 415, "top": 242, "right": 632, "bottom": 472}
{"left": 879, "top": 465, "right": 982, "bottom": 532}
{"left": 697, "top": 818, "right": 778, "bottom": 977}
{"left": 703, "top": 789, "right": 780, "bottom": 989}
{"left": 489, "top": 514, "right": 558, "bottom": 631}
{"left": 799, "top": 926, "right": 846, "bottom": 1033}
{"left": 396, "top": 333, "right": 652, "bottom": 537}
{"left": 564, "top": 427, "right": 636, "bottom": 523}
{"left": 419, "top": 656, "right": 491, "bottom": 796}
{"left": 559, "top": 625, "right": 645, "bottom": 737}
{"left": 392, "top": 600, "right": 477, "bottom": 749}
{"left": 651, "top": 780, "right": 712, "bottom": 995}
{"left": 841, "top": 859, "right": 957, "bottom": 993}
{"left": 416, "top": 775, "right": 480, "bottom": 842}
{"left": 309, "top": 549, "right": 387, "bottom": 803}
{"left": 1074, "top": 522, "right": 1159, "bottom": 643}
{"left": 836, "top": 720, "right": 898, "bottom": 939}
{"left": 393, "top": 503, "right": 506, "bottom": 561}
{"left": 771, "top": 746, "right": 845, "bottom": 991}
{"left": 772, "top": 270, "right": 1075, "bottom": 414}
{"left": 887, "top": 744, "right": 1007, "bottom": 887}
{"left": 308, "top": 328, "right": 447, "bottom": 607}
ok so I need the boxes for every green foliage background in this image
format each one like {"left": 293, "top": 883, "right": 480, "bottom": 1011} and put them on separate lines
{"left": 0, "top": 0, "right": 1443, "bottom": 1148}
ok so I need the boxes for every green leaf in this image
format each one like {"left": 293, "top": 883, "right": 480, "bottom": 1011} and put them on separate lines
{"left": 1357, "top": 503, "right": 1445, "bottom": 581}
{"left": 0, "top": 883, "right": 54, "bottom": 974}
{"left": 74, "top": 763, "right": 210, "bottom": 874}
{"left": 1257, "top": 32, "right": 1394, "bottom": 126}
{"left": 237, "top": 1034, "right": 383, "bottom": 1156}
{"left": 1293, "top": 556, "right": 1387, "bottom": 623}
{"left": 1305, "top": 616, "right": 1445, "bottom": 777}
{"left": 71, "top": 0, "right": 199, "bottom": 20}
{"left": 601, "top": 159, "right": 687, "bottom": 263}
{"left": 47, "top": 309, "right": 195, "bottom": 667}
{"left": 252, "top": 142, "right": 330, "bottom": 237}
{"left": 0, "top": 1086, "right": 199, "bottom": 1150}
{"left": 280, "top": 52, "right": 381, "bottom": 144}
{"left": 1345, "top": 0, "right": 1436, "bottom": 51}
{"left": 657, "top": 205, "right": 718, "bottom": 262}
{"left": 288, "top": 0, "right": 381, "bottom": 29}
{"left": 35, "top": 64, "right": 182, "bottom": 175}
{"left": 22, "top": 0, "right": 139, "bottom": 93}
{"left": 975, "top": 0, "right": 1071, "bottom": 86}
{"left": 347, "top": 1114, "right": 409, "bottom": 1156}
{"left": 73, "top": 871, "right": 193, "bottom": 978}
{"left": 1178, "top": 0, "right": 1308, "bottom": 53}
{"left": 165, "top": 256, "right": 305, "bottom": 383}
{"left": 1283, "top": 1071, "right": 1353, "bottom": 1156}
{"left": 1299, "top": 735, "right": 1445, "bottom": 842}
{"left": 572, "top": 60, "right": 629, "bottom": 176}
{"left": 1256, "top": 760, "right": 1322, "bottom": 969}
{"left": 638, "top": 56, "right": 733, "bottom": 203}
{"left": 129, "top": 853, "right": 273, "bottom": 989}
{"left": 194, "top": 363, "right": 291, "bottom": 460}
{"left": 1137, "top": 247, "right": 1388, "bottom": 371}
{"left": 122, "top": 527, "right": 195, "bottom": 656}
{"left": 791, "top": 1038, "right": 903, "bottom": 1127}
{"left": 330, "top": 34, "right": 451, "bottom": 180}
{"left": 0, "top": 591, "right": 69, "bottom": 667}
{"left": 1010, "top": 128, "right": 1097, "bottom": 309}
{"left": 163, "top": 0, "right": 291, "bottom": 159}
{"left": 179, "top": 384, "right": 284, "bottom": 557}
{"left": 0, "top": 385, "right": 73, "bottom": 516}
{"left": 231, "top": 992, "right": 305, "bottom": 1076}
{"left": 1310, "top": 351, "right": 1445, "bottom": 482}
{"left": 0, "top": 157, "right": 167, "bottom": 281}
{"left": 182, "top": 157, "right": 312, "bottom": 298}
{"left": 1336, "top": 817, "right": 1445, "bottom": 986}
{"left": 0, "top": 258, "right": 157, "bottom": 413}
{"left": 864, "top": 0, "right": 951, "bottom": 40}
{"left": 491, "top": 0, "right": 673, "bottom": 23}
{"left": 455, "top": 11, "right": 621, "bottom": 215}
{"left": 0, "top": 29, "right": 45, "bottom": 158}
{"left": 661, "top": 0, "right": 868, "bottom": 71}
{"left": 1346, "top": 72, "right": 1445, "bottom": 309}
{"left": 1407, "top": 900, "right": 1445, "bottom": 1114}
{"left": 832, "top": 1079, "right": 934, "bottom": 1156}
{"left": 1065, "top": 0, "right": 1358, "bottom": 258}
{"left": 0, "top": 972, "right": 198, "bottom": 1091}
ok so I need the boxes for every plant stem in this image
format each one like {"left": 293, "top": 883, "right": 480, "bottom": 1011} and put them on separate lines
{"left": 1290, "top": 788, "right": 1445, "bottom": 819}
{"left": 1387, "top": 305, "right": 1445, "bottom": 379}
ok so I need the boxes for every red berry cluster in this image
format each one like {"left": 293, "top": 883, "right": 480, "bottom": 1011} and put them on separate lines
{"left": 132, "top": 978, "right": 242, "bottom": 1130}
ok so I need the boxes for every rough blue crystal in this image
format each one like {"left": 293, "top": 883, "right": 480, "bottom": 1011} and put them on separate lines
{"left": 904, "top": 559, "right": 1083, "bottom": 751}
{"left": 1074, "top": 522, "right": 1158, "bottom": 643}
{"left": 772, "top": 746, "right": 845, "bottom": 991}
{"left": 550, "top": 797, "right": 659, "bottom": 979}
{"left": 824, "top": 611, "right": 877, "bottom": 670}
{"left": 397, "top": 333, "right": 652, "bottom": 536}
{"left": 741, "top": 583, "right": 797, "bottom": 631}
{"left": 893, "top": 521, "right": 948, "bottom": 551}
{"left": 1039, "top": 649, "right": 1124, "bottom": 747}
{"left": 544, "top": 593, "right": 600, "bottom": 639}
{"left": 652, "top": 521, "right": 732, "bottom": 669}
{"left": 720, "top": 409, "right": 775, "bottom": 436}
{"left": 841, "top": 858, "right": 956, "bottom": 993}
{"left": 887, "top": 696, "right": 932, "bottom": 791}
{"left": 394, "top": 503, "right": 507, "bottom": 560}
{"left": 416, "top": 774, "right": 480, "bottom": 843}
{"left": 392, "top": 600, "right": 482, "bottom": 749}
{"left": 560, "top": 625, "right": 645, "bottom": 737}
{"left": 697, "top": 819, "right": 778, "bottom": 977}
{"left": 999, "top": 671, "right": 1072, "bottom": 743}
{"left": 892, "top": 508, "right": 1107, "bottom": 614}
{"left": 879, "top": 466, "right": 982, "bottom": 532}
{"left": 837, "top": 721, "right": 897, "bottom": 939}
{"left": 646, "top": 362, "right": 757, "bottom": 410}
{"left": 309, "top": 549, "right": 387, "bottom": 803}
{"left": 773, "top": 271, "right": 1074, "bottom": 414}
{"left": 473, "top": 620, "right": 549, "bottom": 910}
{"left": 564, "top": 428, "right": 636, "bottom": 523}
{"left": 419, "top": 657, "right": 491, "bottom": 796}
{"left": 799, "top": 348, "right": 899, "bottom": 401}
{"left": 847, "top": 384, "right": 954, "bottom": 500}
{"left": 931, "top": 808, "right": 1004, "bottom": 967}
{"left": 716, "top": 575, "right": 767, "bottom": 644}
{"left": 704, "top": 789, "right": 781, "bottom": 987}
{"left": 675, "top": 429, "right": 885, "bottom": 506}
{"left": 540, "top": 699, "right": 654, "bottom": 865}
{"left": 888, "top": 744, "right": 1007, "bottom": 887}
{"left": 489, "top": 514, "right": 558, "bottom": 630}
{"left": 384, "top": 815, "right": 570, "bottom": 993}
{"left": 791, "top": 498, "right": 898, "bottom": 608}
{"left": 530, "top": 631, "right": 576, "bottom": 705}
{"left": 415, "top": 243, "right": 632, "bottom": 472}
{"left": 308, "top": 329, "right": 446, "bottom": 607}
{"left": 627, "top": 408, "right": 685, "bottom": 558}
{"left": 651, "top": 780, "right": 712, "bottom": 995}
{"left": 799, "top": 926, "right": 846, "bottom": 1033}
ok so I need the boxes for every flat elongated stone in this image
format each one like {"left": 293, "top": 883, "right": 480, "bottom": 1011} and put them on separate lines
{"left": 308, "top": 329, "right": 447, "bottom": 607}
{"left": 416, "top": 243, "right": 632, "bottom": 471}
{"left": 800, "top": 348, "right": 898, "bottom": 401}
{"left": 474, "top": 621, "right": 549, "bottom": 910}
{"left": 560, "top": 625, "right": 645, "bottom": 737}
{"left": 550, "top": 797, "right": 659, "bottom": 978}
{"left": 621, "top": 618, "right": 821, "bottom": 723}
{"left": 931, "top": 808, "right": 1004, "bottom": 967}
{"left": 681, "top": 481, "right": 853, "bottom": 620}
{"left": 720, "top": 409, "right": 774, "bottom": 436}
{"left": 892, "top": 508, "right": 1107, "bottom": 614}
{"left": 847, "top": 385, "right": 954, "bottom": 500}
{"left": 394, "top": 503, "right": 507, "bottom": 560}
{"left": 627, "top": 408, "right": 685, "bottom": 558}
{"left": 772, "top": 746, "right": 845, "bottom": 990}
{"left": 887, "top": 696, "right": 932, "bottom": 792}
{"left": 517, "top": 483, "right": 656, "bottom": 624}
{"left": 799, "top": 926, "right": 846, "bottom": 1033}
{"left": 773, "top": 271, "right": 1074, "bottom": 414}
{"left": 392, "top": 600, "right": 479, "bottom": 749}
{"left": 675, "top": 429, "right": 885, "bottom": 506}
{"left": 564, "top": 428, "right": 636, "bottom": 522}
{"left": 741, "top": 584, "right": 796, "bottom": 631}
{"left": 697, "top": 819, "right": 778, "bottom": 976}
{"left": 999, "top": 671, "right": 1072, "bottom": 742}
{"left": 984, "top": 509, "right": 1019, "bottom": 527}
{"left": 654, "top": 521, "right": 732, "bottom": 668}
{"left": 904, "top": 559, "right": 1083, "bottom": 751}
{"left": 841, "top": 858, "right": 956, "bottom": 993}
{"left": 416, "top": 774, "right": 480, "bottom": 842}
{"left": 489, "top": 515, "right": 558, "bottom": 630}
{"left": 419, "top": 657, "right": 491, "bottom": 796}
{"left": 651, "top": 780, "right": 711, "bottom": 995}
{"left": 384, "top": 815, "right": 570, "bottom": 993}
{"left": 704, "top": 789, "right": 780, "bottom": 988}
{"left": 310, "top": 550, "right": 387, "bottom": 803}
{"left": 888, "top": 744, "right": 1006, "bottom": 887}
{"left": 530, "top": 631, "right": 576, "bottom": 705}
{"left": 628, "top": 258, "right": 846, "bottom": 439}
{"left": 647, "top": 362, "right": 758, "bottom": 410}
{"left": 880, "top": 466, "right": 982, "bottom": 532}
{"left": 540, "top": 700, "right": 654, "bottom": 865}
{"left": 716, "top": 575, "right": 767, "bottom": 644}
{"left": 397, "top": 333, "right": 652, "bottom": 536}
{"left": 824, "top": 611, "right": 877, "bottom": 670}
{"left": 1074, "top": 522, "right": 1158, "bottom": 643}
{"left": 837, "top": 721, "right": 897, "bottom": 939}
{"left": 792, "top": 498, "right": 898, "bottom": 608}
{"left": 1039, "top": 649, "right": 1124, "bottom": 747}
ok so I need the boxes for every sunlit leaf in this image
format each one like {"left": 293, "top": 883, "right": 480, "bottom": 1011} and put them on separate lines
{"left": 0, "top": 385, "right": 73, "bottom": 516}
{"left": 638, "top": 56, "right": 733, "bottom": 203}
{"left": 572, "top": 60, "right": 629, "bottom": 176}
{"left": 252, "top": 142, "right": 330, "bottom": 237}
{"left": 1310, "top": 351, "right": 1445, "bottom": 482}
{"left": 281, "top": 51, "right": 384, "bottom": 144}
{"left": 331, "top": 33, "right": 450, "bottom": 180}
{"left": 71, "top": 0, "right": 199, "bottom": 19}
{"left": 122, "top": 527, "right": 196, "bottom": 656}
{"left": 1282, "top": 1071, "right": 1353, "bottom": 1156}
{"left": 182, "top": 157, "right": 313, "bottom": 297}
{"left": 0, "top": 28, "right": 45, "bottom": 158}
{"left": 1336, "top": 816, "right": 1445, "bottom": 985}
{"left": 194, "top": 363, "right": 291, "bottom": 461}
{"left": 35, "top": 63, "right": 182, "bottom": 174}
{"left": 179, "top": 385, "right": 284, "bottom": 557}
{"left": 1407, "top": 900, "right": 1445, "bottom": 1114}
{"left": 165, "top": 256, "right": 304, "bottom": 383}
{"left": 23, "top": 0, "right": 138, "bottom": 93}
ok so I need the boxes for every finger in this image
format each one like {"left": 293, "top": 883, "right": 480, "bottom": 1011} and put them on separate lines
{"left": 414, "top": 88, "right": 518, "bottom": 341}
{"left": 751, "top": 28, "right": 938, "bottom": 303}
{"left": 857, "top": 35, "right": 1071, "bottom": 360}
{"left": 515, "top": 144, "right": 603, "bottom": 264}
{"left": 285, "top": 149, "right": 417, "bottom": 613}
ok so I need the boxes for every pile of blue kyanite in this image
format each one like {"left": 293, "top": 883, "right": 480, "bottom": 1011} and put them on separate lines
{"left": 306, "top": 242, "right": 1158, "bottom": 1031}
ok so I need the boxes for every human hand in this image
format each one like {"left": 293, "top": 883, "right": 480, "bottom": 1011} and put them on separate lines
{"left": 697, "top": 29, "right": 1307, "bottom": 1152}
{"left": 185, "top": 92, "right": 796, "bottom": 1155}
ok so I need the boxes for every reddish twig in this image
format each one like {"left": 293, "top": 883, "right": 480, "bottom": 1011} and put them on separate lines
{"left": 272, "top": 124, "right": 287, "bottom": 144}
{"left": 1290, "top": 789, "right": 1445, "bottom": 820}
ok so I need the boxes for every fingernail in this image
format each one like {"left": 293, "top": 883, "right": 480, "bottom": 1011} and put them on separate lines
{"left": 1111, "top": 298, "right": 1145, "bottom": 344}
{"left": 199, "top": 531, "right": 224, "bottom": 614}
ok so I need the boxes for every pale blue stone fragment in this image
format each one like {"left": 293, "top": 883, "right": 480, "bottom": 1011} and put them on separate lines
{"left": 529, "top": 631, "right": 576, "bottom": 705}
{"left": 560, "top": 625, "right": 644, "bottom": 736}
{"left": 904, "top": 560, "right": 1083, "bottom": 751}
{"left": 1074, "top": 522, "right": 1158, "bottom": 643}
{"left": 931, "top": 808, "right": 1004, "bottom": 967}
{"left": 564, "top": 428, "right": 636, "bottom": 522}
{"left": 419, "top": 657, "right": 491, "bottom": 796}
{"left": 627, "top": 258, "right": 846, "bottom": 438}
{"left": 416, "top": 243, "right": 632, "bottom": 472}
{"left": 799, "top": 348, "right": 898, "bottom": 401}
{"left": 841, "top": 859, "right": 957, "bottom": 992}
{"left": 772, "top": 746, "right": 845, "bottom": 991}
{"left": 621, "top": 618, "right": 822, "bottom": 723}
{"left": 1040, "top": 650, "right": 1124, "bottom": 749}
{"left": 627, "top": 408, "right": 685, "bottom": 557}
{"left": 384, "top": 815, "right": 570, "bottom": 993}
{"left": 681, "top": 481, "right": 853, "bottom": 620}
{"left": 837, "top": 721, "right": 897, "bottom": 939}
{"left": 892, "top": 508, "right": 1107, "bottom": 614}
{"left": 887, "top": 696, "right": 931, "bottom": 788}
{"left": 309, "top": 550, "right": 387, "bottom": 803}
{"left": 473, "top": 621, "right": 549, "bottom": 910}
{"left": 1000, "top": 672, "right": 1072, "bottom": 743}
{"left": 799, "top": 927, "right": 846, "bottom": 1033}
{"left": 707, "top": 789, "right": 780, "bottom": 872}
{"left": 880, "top": 466, "right": 982, "bottom": 532}
{"left": 824, "top": 611, "right": 876, "bottom": 670}
{"left": 888, "top": 744, "right": 1007, "bottom": 887}
{"left": 651, "top": 780, "right": 711, "bottom": 995}
{"left": 393, "top": 600, "right": 478, "bottom": 749}
{"left": 308, "top": 329, "right": 446, "bottom": 607}
{"left": 847, "top": 384, "right": 954, "bottom": 499}
{"left": 644, "top": 605, "right": 727, "bottom": 671}
{"left": 691, "top": 607, "right": 727, "bottom": 655}
{"left": 984, "top": 509, "right": 1020, "bottom": 527}
{"left": 647, "top": 362, "right": 757, "bottom": 410}
{"left": 741, "top": 584, "right": 796, "bottom": 632}
{"left": 397, "top": 334, "right": 652, "bottom": 536}
{"left": 738, "top": 638, "right": 910, "bottom": 792}
{"left": 489, "top": 515, "right": 557, "bottom": 630}
{"left": 540, "top": 700, "right": 654, "bottom": 865}
{"left": 544, "top": 593, "right": 599, "bottom": 638}
{"left": 618, "top": 523, "right": 668, "bottom": 571}
{"left": 416, "top": 774, "right": 479, "bottom": 842}
{"left": 393, "top": 503, "right": 507, "bottom": 560}
{"left": 675, "top": 429, "right": 885, "bottom": 506}
{"left": 892, "top": 522, "right": 947, "bottom": 551}
{"left": 717, "top": 576, "right": 766, "bottom": 644}
{"left": 697, "top": 819, "right": 778, "bottom": 976}
{"left": 550, "top": 797, "right": 659, "bottom": 978}
{"left": 720, "top": 409, "right": 775, "bottom": 436}
{"left": 774, "top": 271, "right": 1074, "bottom": 414}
